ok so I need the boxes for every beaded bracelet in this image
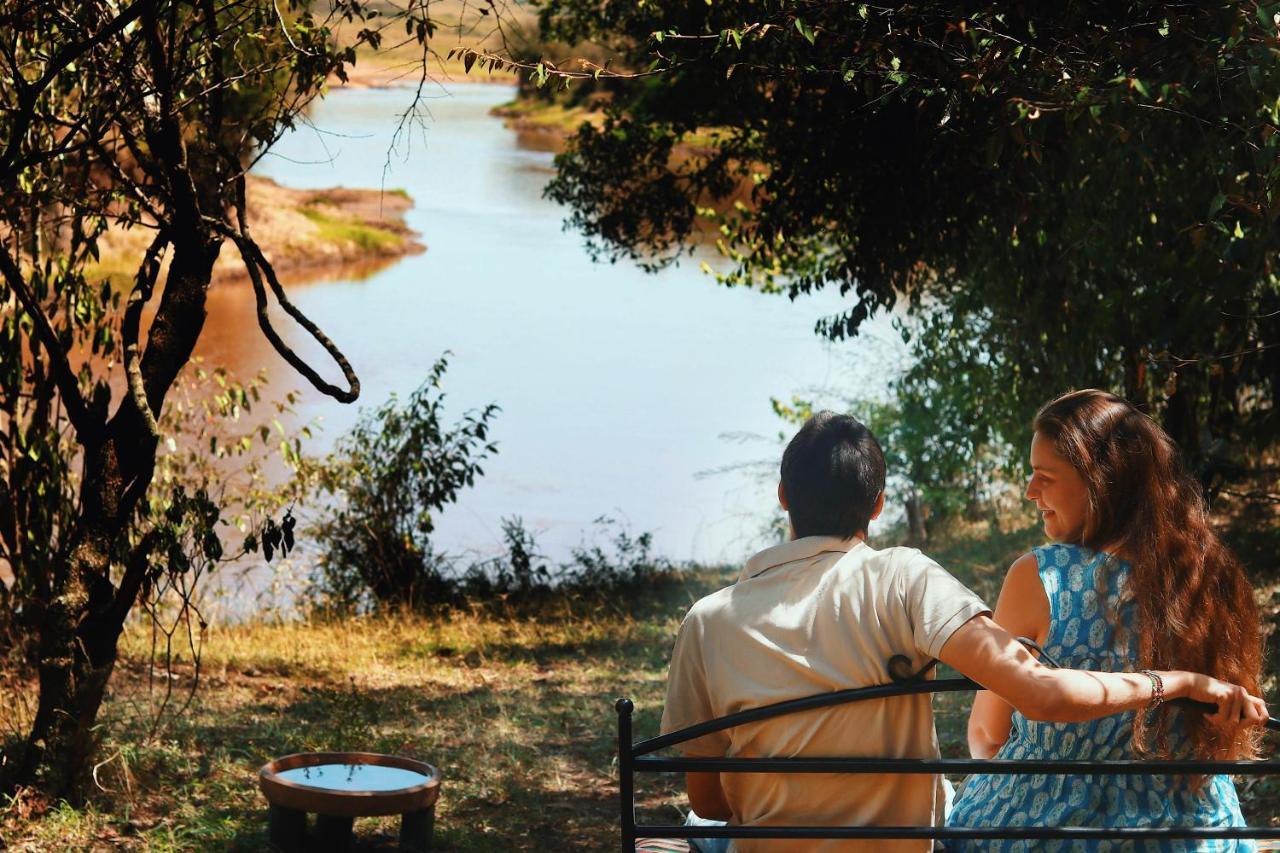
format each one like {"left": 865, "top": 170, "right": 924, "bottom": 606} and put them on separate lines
{"left": 1141, "top": 669, "right": 1165, "bottom": 712}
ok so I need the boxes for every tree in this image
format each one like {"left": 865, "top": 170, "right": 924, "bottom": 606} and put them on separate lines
{"left": 0, "top": 0, "right": 451, "bottom": 798}
{"left": 528, "top": 2, "right": 1280, "bottom": 496}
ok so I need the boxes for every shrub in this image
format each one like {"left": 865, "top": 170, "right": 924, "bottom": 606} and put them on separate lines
{"left": 303, "top": 354, "right": 499, "bottom": 612}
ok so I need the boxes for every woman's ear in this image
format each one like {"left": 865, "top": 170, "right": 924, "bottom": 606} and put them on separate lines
{"left": 777, "top": 481, "right": 789, "bottom": 511}
{"left": 870, "top": 491, "right": 885, "bottom": 521}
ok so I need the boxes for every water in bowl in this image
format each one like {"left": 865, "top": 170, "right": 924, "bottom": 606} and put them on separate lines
{"left": 275, "top": 763, "right": 430, "bottom": 793}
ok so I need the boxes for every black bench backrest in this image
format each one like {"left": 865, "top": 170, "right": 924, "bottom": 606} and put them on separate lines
{"left": 616, "top": 677, "right": 1280, "bottom": 850}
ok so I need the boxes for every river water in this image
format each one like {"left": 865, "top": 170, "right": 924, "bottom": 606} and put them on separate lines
{"left": 193, "top": 83, "right": 905, "bottom": 611}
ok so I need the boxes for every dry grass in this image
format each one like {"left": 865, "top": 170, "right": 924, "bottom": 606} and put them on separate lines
{"left": 0, "top": 573, "right": 720, "bottom": 851}
{"left": 324, "top": 0, "right": 538, "bottom": 89}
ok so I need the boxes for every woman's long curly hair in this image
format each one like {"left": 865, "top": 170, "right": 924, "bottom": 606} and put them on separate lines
{"left": 1034, "top": 389, "right": 1262, "bottom": 761}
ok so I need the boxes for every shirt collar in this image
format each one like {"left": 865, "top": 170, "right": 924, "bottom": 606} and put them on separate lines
{"left": 739, "top": 535, "right": 866, "bottom": 581}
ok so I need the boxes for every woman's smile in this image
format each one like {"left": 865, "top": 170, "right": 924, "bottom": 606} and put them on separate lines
{"left": 1026, "top": 432, "right": 1089, "bottom": 541}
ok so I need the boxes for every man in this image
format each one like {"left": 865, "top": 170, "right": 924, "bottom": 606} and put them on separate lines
{"left": 660, "top": 412, "right": 1265, "bottom": 852}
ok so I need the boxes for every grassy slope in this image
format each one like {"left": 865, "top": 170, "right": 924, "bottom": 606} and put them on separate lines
{"left": 3, "top": 522, "right": 1277, "bottom": 850}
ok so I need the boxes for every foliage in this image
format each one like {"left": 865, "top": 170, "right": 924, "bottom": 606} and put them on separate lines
{"left": 302, "top": 349, "right": 674, "bottom": 614}
{"left": 138, "top": 365, "right": 311, "bottom": 726}
{"left": 531, "top": 1, "right": 1280, "bottom": 496}
{"left": 303, "top": 354, "right": 500, "bottom": 612}
{"left": 1, "top": 363, "right": 305, "bottom": 765}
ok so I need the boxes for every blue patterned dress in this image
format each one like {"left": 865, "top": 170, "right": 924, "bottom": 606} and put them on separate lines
{"left": 946, "top": 543, "right": 1252, "bottom": 852}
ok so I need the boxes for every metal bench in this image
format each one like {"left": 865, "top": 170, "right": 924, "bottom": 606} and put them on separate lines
{"left": 616, "top": 670, "right": 1280, "bottom": 849}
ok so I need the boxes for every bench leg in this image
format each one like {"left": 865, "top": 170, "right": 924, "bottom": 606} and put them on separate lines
{"left": 399, "top": 805, "right": 434, "bottom": 852}
{"left": 314, "top": 814, "right": 355, "bottom": 852}
{"left": 268, "top": 805, "right": 307, "bottom": 853}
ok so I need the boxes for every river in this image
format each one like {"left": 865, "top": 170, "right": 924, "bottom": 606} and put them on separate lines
{"left": 192, "top": 83, "right": 905, "bottom": 613}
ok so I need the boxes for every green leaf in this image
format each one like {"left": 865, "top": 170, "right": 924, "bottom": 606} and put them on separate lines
{"left": 794, "top": 18, "right": 815, "bottom": 45}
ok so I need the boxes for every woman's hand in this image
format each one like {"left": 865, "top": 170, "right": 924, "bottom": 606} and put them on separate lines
{"left": 1175, "top": 672, "right": 1270, "bottom": 731}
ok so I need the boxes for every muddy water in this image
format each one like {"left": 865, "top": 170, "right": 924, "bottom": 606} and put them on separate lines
{"left": 193, "top": 83, "right": 904, "bottom": 614}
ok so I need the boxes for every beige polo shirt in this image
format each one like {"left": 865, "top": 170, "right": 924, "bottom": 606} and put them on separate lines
{"left": 660, "top": 536, "right": 989, "bottom": 853}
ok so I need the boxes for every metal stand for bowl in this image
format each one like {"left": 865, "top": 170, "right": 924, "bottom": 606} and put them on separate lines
{"left": 259, "top": 752, "right": 440, "bottom": 852}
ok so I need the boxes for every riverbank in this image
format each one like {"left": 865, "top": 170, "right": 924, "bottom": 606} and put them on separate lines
{"left": 331, "top": 50, "right": 521, "bottom": 90}
{"left": 324, "top": 0, "right": 535, "bottom": 91}
{"left": 91, "top": 176, "right": 424, "bottom": 287}
{"left": 490, "top": 98, "right": 723, "bottom": 158}
{"left": 489, "top": 98, "right": 600, "bottom": 154}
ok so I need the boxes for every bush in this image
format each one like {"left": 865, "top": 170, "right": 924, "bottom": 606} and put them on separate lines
{"left": 302, "top": 354, "right": 500, "bottom": 612}
{"left": 301, "top": 355, "right": 676, "bottom": 614}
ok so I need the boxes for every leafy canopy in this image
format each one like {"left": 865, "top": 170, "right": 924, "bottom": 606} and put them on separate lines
{"left": 534, "top": 1, "right": 1280, "bottom": 493}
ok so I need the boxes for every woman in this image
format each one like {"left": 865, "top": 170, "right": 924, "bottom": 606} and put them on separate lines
{"left": 947, "top": 389, "right": 1265, "bottom": 851}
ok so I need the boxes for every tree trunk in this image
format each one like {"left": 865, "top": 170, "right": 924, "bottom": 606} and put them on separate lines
{"left": 20, "top": 529, "right": 125, "bottom": 798}
{"left": 905, "top": 487, "right": 928, "bottom": 546}
{"left": 14, "top": 229, "right": 220, "bottom": 801}
{"left": 1162, "top": 374, "right": 1203, "bottom": 485}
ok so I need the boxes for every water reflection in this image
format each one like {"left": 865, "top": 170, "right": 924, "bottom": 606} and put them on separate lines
{"left": 275, "top": 762, "right": 431, "bottom": 792}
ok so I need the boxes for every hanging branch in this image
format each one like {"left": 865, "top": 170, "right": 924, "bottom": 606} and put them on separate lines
{"left": 0, "top": 245, "right": 97, "bottom": 443}
{"left": 216, "top": 175, "right": 360, "bottom": 403}
{"left": 447, "top": 46, "right": 677, "bottom": 82}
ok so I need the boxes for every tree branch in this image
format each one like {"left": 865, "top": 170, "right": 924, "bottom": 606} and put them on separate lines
{"left": 0, "top": 0, "right": 153, "bottom": 173}
{"left": 122, "top": 232, "right": 171, "bottom": 440}
{"left": 226, "top": 226, "right": 362, "bottom": 404}
{"left": 105, "top": 526, "right": 164, "bottom": 627}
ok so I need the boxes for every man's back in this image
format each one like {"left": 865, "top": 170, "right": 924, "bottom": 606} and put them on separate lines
{"left": 661, "top": 536, "right": 988, "bottom": 852}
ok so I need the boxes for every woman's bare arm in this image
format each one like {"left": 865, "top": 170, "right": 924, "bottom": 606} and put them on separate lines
{"left": 940, "top": 613, "right": 1268, "bottom": 731}
{"left": 967, "top": 553, "right": 1050, "bottom": 758}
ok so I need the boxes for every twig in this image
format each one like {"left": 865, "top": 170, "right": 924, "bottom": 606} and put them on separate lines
{"left": 0, "top": 0, "right": 151, "bottom": 172}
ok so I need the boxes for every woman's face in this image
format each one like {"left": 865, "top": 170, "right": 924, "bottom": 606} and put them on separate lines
{"left": 1026, "top": 431, "right": 1090, "bottom": 542}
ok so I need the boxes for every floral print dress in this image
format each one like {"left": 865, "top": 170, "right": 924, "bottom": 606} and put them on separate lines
{"left": 946, "top": 544, "right": 1252, "bottom": 852}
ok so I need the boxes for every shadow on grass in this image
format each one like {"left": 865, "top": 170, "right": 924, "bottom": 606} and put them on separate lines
{"left": 113, "top": 666, "right": 665, "bottom": 850}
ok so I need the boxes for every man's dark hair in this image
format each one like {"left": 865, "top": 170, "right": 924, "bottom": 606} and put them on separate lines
{"left": 780, "top": 411, "right": 886, "bottom": 539}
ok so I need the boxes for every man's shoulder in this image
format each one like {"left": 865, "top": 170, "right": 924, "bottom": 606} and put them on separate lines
{"left": 679, "top": 575, "right": 780, "bottom": 638}
{"left": 683, "top": 583, "right": 736, "bottom": 625}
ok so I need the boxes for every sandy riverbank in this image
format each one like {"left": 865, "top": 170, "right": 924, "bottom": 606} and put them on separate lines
{"left": 92, "top": 175, "right": 424, "bottom": 286}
